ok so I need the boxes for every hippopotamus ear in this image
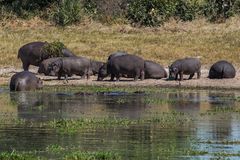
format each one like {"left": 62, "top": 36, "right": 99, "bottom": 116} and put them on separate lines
{"left": 37, "top": 77, "right": 43, "bottom": 84}
{"left": 173, "top": 67, "right": 178, "bottom": 72}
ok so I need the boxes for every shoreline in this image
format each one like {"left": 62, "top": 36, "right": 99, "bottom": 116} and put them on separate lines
{"left": 1, "top": 67, "right": 240, "bottom": 90}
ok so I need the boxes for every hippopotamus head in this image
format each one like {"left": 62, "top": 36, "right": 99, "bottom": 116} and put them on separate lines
{"left": 37, "top": 78, "right": 43, "bottom": 89}
{"left": 169, "top": 66, "right": 178, "bottom": 80}
{"left": 48, "top": 59, "right": 62, "bottom": 76}
{"left": 97, "top": 64, "right": 108, "bottom": 81}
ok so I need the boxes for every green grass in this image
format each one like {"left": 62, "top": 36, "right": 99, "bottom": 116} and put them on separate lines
{"left": 64, "top": 151, "right": 121, "bottom": 160}
{"left": 1, "top": 17, "right": 240, "bottom": 67}
{"left": 48, "top": 111, "right": 192, "bottom": 134}
{"left": 0, "top": 150, "right": 120, "bottom": 160}
{"left": 0, "top": 151, "right": 39, "bottom": 160}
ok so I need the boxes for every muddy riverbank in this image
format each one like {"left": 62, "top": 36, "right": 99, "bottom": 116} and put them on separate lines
{"left": 1, "top": 66, "right": 240, "bottom": 90}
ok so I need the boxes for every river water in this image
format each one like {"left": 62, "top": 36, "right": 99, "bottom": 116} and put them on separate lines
{"left": 0, "top": 87, "right": 240, "bottom": 159}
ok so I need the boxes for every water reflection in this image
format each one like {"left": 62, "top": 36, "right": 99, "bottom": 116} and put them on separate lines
{"left": 168, "top": 92, "right": 201, "bottom": 114}
{"left": 9, "top": 91, "right": 150, "bottom": 121}
{"left": 1, "top": 89, "right": 240, "bottom": 159}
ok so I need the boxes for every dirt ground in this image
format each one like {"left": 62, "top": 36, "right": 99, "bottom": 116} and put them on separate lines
{"left": 1, "top": 66, "right": 240, "bottom": 90}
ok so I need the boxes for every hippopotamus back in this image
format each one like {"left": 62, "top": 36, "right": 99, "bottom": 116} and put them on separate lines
{"left": 208, "top": 60, "right": 236, "bottom": 79}
{"left": 107, "top": 54, "right": 145, "bottom": 81}
{"left": 10, "top": 71, "right": 43, "bottom": 91}
{"left": 144, "top": 60, "right": 167, "bottom": 79}
{"left": 169, "top": 57, "right": 201, "bottom": 81}
{"left": 18, "top": 41, "right": 76, "bottom": 71}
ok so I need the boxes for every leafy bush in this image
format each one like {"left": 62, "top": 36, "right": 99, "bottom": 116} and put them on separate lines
{"left": 0, "top": 0, "right": 55, "bottom": 18}
{"left": 232, "top": 0, "right": 240, "bottom": 14}
{"left": 52, "top": 0, "right": 82, "bottom": 26}
{"left": 82, "top": 0, "right": 128, "bottom": 23}
{"left": 127, "top": 0, "right": 176, "bottom": 26}
{"left": 42, "top": 41, "right": 66, "bottom": 58}
{"left": 174, "top": 0, "right": 200, "bottom": 21}
{"left": 203, "top": 0, "right": 234, "bottom": 22}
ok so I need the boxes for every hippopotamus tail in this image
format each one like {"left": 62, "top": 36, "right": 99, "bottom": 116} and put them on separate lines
{"left": 17, "top": 48, "right": 22, "bottom": 59}
{"left": 15, "top": 81, "right": 21, "bottom": 91}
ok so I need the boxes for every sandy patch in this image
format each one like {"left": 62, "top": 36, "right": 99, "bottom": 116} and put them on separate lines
{"left": 1, "top": 66, "right": 240, "bottom": 90}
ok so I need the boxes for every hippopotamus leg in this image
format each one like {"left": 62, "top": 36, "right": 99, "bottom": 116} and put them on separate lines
{"left": 116, "top": 74, "right": 120, "bottom": 81}
{"left": 189, "top": 73, "right": 195, "bottom": 79}
{"left": 110, "top": 74, "right": 115, "bottom": 81}
{"left": 57, "top": 73, "right": 62, "bottom": 80}
{"left": 175, "top": 73, "right": 179, "bottom": 80}
{"left": 64, "top": 74, "right": 69, "bottom": 83}
{"left": 140, "top": 70, "right": 145, "bottom": 81}
{"left": 180, "top": 72, "right": 183, "bottom": 81}
{"left": 197, "top": 71, "right": 201, "bottom": 79}
{"left": 86, "top": 73, "right": 90, "bottom": 80}
{"left": 23, "top": 62, "right": 30, "bottom": 71}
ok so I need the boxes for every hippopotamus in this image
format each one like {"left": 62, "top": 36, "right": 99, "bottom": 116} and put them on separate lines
{"left": 48, "top": 57, "right": 92, "bottom": 81}
{"left": 98, "top": 54, "right": 145, "bottom": 81}
{"left": 18, "top": 41, "right": 76, "bottom": 71}
{"left": 9, "top": 71, "right": 43, "bottom": 91}
{"left": 107, "top": 51, "right": 128, "bottom": 61}
{"left": 144, "top": 60, "right": 167, "bottom": 79}
{"left": 38, "top": 57, "right": 62, "bottom": 76}
{"left": 169, "top": 58, "right": 201, "bottom": 81}
{"left": 208, "top": 60, "right": 236, "bottom": 79}
{"left": 90, "top": 60, "right": 105, "bottom": 75}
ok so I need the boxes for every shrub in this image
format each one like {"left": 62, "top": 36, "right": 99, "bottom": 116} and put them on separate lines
{"left": 82, "top": 0, "right": 128, "bottom": 23}
{"left": 174, "top": 0, "right": 200, "bottom": 21}
{"left": 203, "top": 0, "right": 234, "bottom": 22}
{"left": 233, "top": 0, "right": 240, "bottom": 14}
{"left": 127, "top": 0, "right": 176, "bottom": 26}
{"left": 0, "top": 0, "right": 55, "bottom": 18}
{"left": 42, "top": 41, "right": 66, "bottom": 58}
{"left": 52, "top": 0, "right": 82, "bottom": 26}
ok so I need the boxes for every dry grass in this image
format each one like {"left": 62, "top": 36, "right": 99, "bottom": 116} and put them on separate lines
{"left": 0, "top": 17, "right": 240, "bottom": 67}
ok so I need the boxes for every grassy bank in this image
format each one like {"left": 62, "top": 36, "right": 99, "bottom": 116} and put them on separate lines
{"left": 1, "top": 17, "right": 240, "bottom": 67}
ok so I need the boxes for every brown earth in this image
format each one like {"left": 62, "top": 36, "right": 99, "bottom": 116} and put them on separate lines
{"left": 1, "top": 66, "right": 240, "bottom": 90}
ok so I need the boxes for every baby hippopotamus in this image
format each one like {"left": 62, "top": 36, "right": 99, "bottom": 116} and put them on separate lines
{"left": 169, "top": 57, "right": 201, "bottom": 81}
{"left": 10, "top": 71, "right": 43, "bottom": 91}
{"left": 208, "top": 60, "right": 236, "bottom": 79}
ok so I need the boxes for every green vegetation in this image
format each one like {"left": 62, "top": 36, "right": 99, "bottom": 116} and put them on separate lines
{"left": 0, "top": 150, "right": 120, "bottom": 160}
{"left": 64, "top": 151, "right": 121, "bottom": 160}
{"left": 144, "top": 98, "right": 177, "bottom": 105}
{"left": 48, "top": 111, "right": 192, "bottom": 134}
{"left": 46, "top": 144, "right": 64, "bottom": 154}
{"left": 42, "top": 41, "right": 66, "bottom": 58}
{"left": 52, "top": 0, "right": 82, "bottom": 26}
{"left": 201, "top": 140, "right": 240, "bottom": 144}
{"left": 1, "top": 0, "right": 240, "bottom": 26}
{"left": 213, "top": 152, "right": 240, "bottom": 157}
{"left": 0, "top": 151, "right": 38, "bottom": 160}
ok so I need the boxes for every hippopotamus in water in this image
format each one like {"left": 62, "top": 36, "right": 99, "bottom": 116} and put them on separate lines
{"left": 10, "top": 71, "right": 43, "bottom": 91}
{"left": 98, "top": 54, "right": 145, "bottom": 81}
{"left": 144, "top": 60, "right": 167, "bottom": 79}
{"left": 18, "top": 41, "right": 76, "bottom": 71}
{"left": 169, "top": 58, "right": 201, "bottom": 81}
{"left": 48, "top": 57, "right": 92, "bottom": 81}
{"left": 38, "top": 57, "right": 62, "bottom": 76}
{"left": 208, "top": 60, "right": 236, "bottom": 79}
